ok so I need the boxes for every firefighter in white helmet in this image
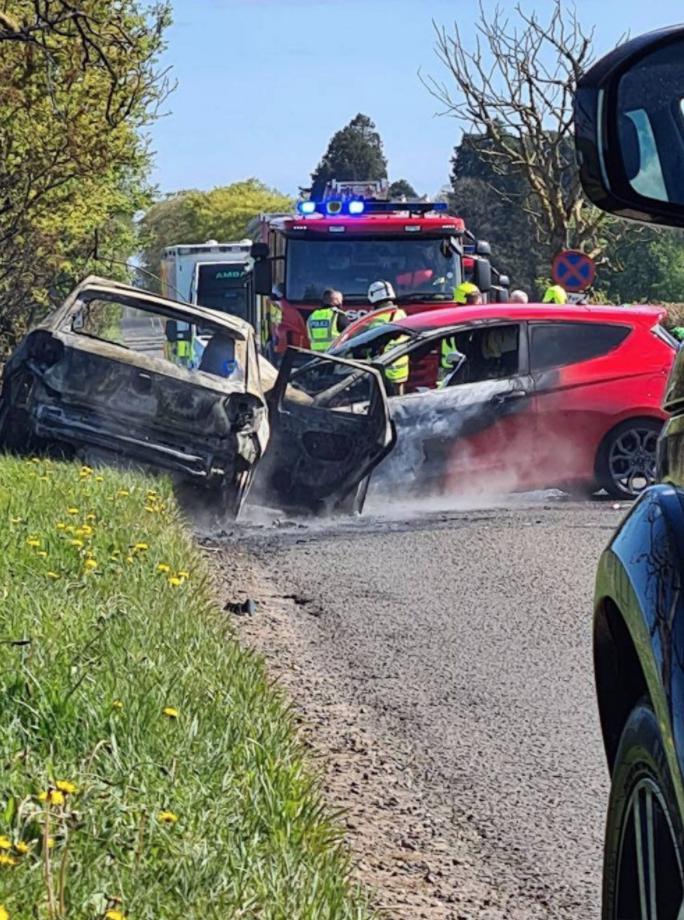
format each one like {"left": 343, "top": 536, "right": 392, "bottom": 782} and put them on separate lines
{"left": 366, "top": 280, "right": 409, "bottom": 395}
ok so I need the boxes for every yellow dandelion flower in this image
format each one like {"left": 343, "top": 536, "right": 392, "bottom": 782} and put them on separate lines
{"left": 55, "top": 780, "right": 78, "bottom": 795}
{"left": 156, "top": 563, "right": 171, "bottom": 574}
{"left": 79, "top": 465, "right": 93, "bottom": 476}
{"left": 178, "top": 570, "right": 190, "bottom": 579}
{"left": 0, "top": 904, "right": 9, "bottom": 920}
{"left": 46, "top": 838, "right": 55, "bottom": 849}
{"left": 83, "top": 559, "right": 98, "bottom": 571}
{"left": 126, "top": 555, "right": 134, "bottom": 564}
{"left": 95, "top": 475, "right": 104, "bottom": 482}
{"left": 162, "top": 707, "right": 178, "bottom": 719}
{"left": 158, "top": 810, "right": 178, "bottom": 824}
{"left": 144, "top": 505, "right": 157, "bottom": 512}
{"left": 13, "top": 841, "right": 30, "bottom": 855}
{"left": 105, "top": 910, "right": 127, "bottom": 920}
{"left": 67, "top": 507, "right": 79, "bottom": 515}
{"left": 26, "top": 537, "right": 40, "bottom": 548}
{"left": 69, "top": 539, "right": 84, "bottom": 549}
{"left": 117, "top": 489, "right": 130, "bottom": 497}
{"left": 0, "top": 854, "right": 16, "bottom": 867}
{"left": 133, "top": 542, "right": 148, "bottom": 552}
{"left": 168, "top": 576, "right": 182, "bottom": 587}
{"left": 86, "top": 513, "right": 96, "bottom": 522}
{"left": 56, "top": 522, "right": 66, "bottom": 530}
{"left": 0, "top": 837, "right": 10, "bottom": 850}
{"left": 111, "top": 699, "right": 124, "bottom": 711}
{"left": 30, "top": 457, "right": 40, "bottom": 464}
{"left": 36, "top": 550, "right": 48, "bottom": 558}
{"left": 38, "top": 789, "right": 64, "bottom": 807}
{"left": 10, "top": 516, "right": 21, "bottom": 524}
{"left": 47, "top": 571, "right": 60, "bottom": 580}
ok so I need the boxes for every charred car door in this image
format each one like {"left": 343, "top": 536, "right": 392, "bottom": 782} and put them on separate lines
{"left": 255, "top": 347, "right": 394, "bottom": 515}
{"left": 368, "top": 323, "right": 537, "bottom": 496}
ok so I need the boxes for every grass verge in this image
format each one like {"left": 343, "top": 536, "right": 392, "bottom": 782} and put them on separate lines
{"left": 0, "top": 455, "right": 372, "bottom": 920}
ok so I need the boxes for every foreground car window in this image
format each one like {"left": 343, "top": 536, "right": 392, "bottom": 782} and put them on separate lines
{"left": 70, "top": 296, "right": 246, "bottom": 382}
{"left": 530, "top": 322, "right": 630, "bottom": 372}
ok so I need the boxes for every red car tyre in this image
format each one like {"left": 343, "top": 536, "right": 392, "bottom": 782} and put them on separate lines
{"left": 596, "top": 417, "right": 663, "bottom": 498}
{"left": 602, "top": 700, "right": 684, "bottom": 919}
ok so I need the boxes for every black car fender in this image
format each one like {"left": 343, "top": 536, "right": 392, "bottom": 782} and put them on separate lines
{"left": 594, "top": 485, "right": 684, "bottom": 816}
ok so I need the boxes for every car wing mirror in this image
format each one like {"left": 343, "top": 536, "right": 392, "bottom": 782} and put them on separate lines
{"left": 574, "top": 25, "right": 684, "bottom": 227}
{"left": 71, "top": 310, "right": 85, "bottom": 331}
{"left": 444, "top": 351, "right": 466, "bottom": 374}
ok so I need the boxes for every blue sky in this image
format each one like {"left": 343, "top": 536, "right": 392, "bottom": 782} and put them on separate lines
{"left": 147, "top": 0, "right": 683, "bottom": 198}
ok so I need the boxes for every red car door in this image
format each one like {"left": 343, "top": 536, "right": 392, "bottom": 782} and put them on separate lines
{"left": 372, "top": 322, "right": 540, "bottom": 497}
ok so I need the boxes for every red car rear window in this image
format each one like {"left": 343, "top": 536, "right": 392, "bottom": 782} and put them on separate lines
{"left": 529, "top": 322, "right": 631, "bottom": 372}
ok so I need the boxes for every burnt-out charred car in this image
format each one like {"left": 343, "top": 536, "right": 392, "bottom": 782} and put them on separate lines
{"left": 0, "top": 276, "right": 393, "bottom": 517}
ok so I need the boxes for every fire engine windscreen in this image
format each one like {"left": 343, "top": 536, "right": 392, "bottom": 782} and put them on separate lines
{"left": 286, "top": 238, "right": 461, "bottom": 303}
{"left": 196, "top": 264, "right": 249, "bottom": 319}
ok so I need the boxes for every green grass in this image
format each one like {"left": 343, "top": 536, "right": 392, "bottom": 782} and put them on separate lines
{"left": 0, "top": 455, "right": 372, "bottom": 920}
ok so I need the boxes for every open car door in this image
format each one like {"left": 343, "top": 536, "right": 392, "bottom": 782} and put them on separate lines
{"left": 256, "top": 347, "right": 394, "bottom": 515}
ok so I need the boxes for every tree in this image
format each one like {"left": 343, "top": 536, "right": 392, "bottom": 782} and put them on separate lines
{"left": 450, "top": 133, "right": 546, "bottom": 295}
{"left": 604, "top": 229, "right": 684, "bottom": 305}
{"left": 425, "top": 1, "right": 631, "bottom": 263}
{"left": 139, "top": 180, "right": 293, "bottom": 282}
{"left": 389, "top": 179, "right": 418, "bottom": 199}
{"left": 0, "top": 1, "right": 172, "bottom": 352}
{"left": 310, "top": 114, "right": 388, "bottom": 198}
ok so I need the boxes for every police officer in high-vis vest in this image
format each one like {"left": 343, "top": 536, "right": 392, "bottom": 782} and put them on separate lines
{"left": 439, "top": 283, "right": 482, "bottom": 379}
{"left": 367, "top": 280, "right": 409, "bottom": 396}
{"left": 542, "top": 284, "right": 567, "bottom": 304}
{"left": 306, "top": 289, "right": 347, "bottom": 352}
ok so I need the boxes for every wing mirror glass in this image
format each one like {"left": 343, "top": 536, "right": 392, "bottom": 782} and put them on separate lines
{"left": 444, "top": 351, "right": 466, "bottom": 372}
{"left": 574, "top": 26, "right": 684, "bottom": 227}
{"left": 473, "top": 257, "right": 492, "bottom": 293}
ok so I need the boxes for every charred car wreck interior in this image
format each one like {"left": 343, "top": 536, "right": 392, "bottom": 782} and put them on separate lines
{"left": 0, "top": 277, "right": 393, "bottom": 517}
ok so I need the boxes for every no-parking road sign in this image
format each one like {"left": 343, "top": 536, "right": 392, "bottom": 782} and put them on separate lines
{"left": 551, "top": 249, "right": 596, "bottom": 292}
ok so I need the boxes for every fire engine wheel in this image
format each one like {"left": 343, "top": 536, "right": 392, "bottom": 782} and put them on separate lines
{"left": 596, "top": 418, "right": 662, "bottom": 499}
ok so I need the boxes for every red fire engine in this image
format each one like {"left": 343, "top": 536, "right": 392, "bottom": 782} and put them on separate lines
{"left": 247, "top": 180, "right": 509, "bottom": 360}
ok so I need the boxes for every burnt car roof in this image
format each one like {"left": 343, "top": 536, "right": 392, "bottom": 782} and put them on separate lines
{"left": 47, "top": 275, "right": 255, "bottom": 341}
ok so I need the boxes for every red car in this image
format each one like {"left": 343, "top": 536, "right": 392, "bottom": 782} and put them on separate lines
{"left": 323, "top": 303, "right": 677, "bottom": 498}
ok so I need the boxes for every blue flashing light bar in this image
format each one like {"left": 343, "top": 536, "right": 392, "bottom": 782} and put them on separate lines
{"left": 295, "top": 198, "right": 450, "bottom": 217}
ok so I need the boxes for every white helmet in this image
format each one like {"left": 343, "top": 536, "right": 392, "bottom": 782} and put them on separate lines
{"left": 368, "top": 280, "right": 396, "bottom": 304}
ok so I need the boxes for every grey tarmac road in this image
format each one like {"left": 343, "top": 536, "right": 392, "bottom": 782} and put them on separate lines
{"left": 209, "top": 497, "right": 625, "bottom": 919}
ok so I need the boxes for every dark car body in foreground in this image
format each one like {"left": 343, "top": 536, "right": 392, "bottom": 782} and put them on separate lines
{"left": 594, "top": 343, "right": 684, "bottom": 916}
{"left": 0, "top": 276, "right": 393, "bottom": 517}
{"left": 329, "top": 303, "right": 676, "bottom": 499}
{"left": 576, "top": 23, "right": 684, "bottom": 919}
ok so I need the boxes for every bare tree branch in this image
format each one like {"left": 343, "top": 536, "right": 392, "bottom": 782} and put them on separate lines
{"left": 423, "top": 0, "right": 628, "bottom": 260}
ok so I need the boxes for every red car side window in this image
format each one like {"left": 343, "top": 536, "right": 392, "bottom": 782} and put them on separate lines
{"left": 530, "top": 322, "right": 631, "bottom": 372}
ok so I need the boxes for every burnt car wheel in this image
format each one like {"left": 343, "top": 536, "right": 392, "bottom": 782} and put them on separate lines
{"left": 597, "top": 418, "right": 662, "bottom": 499}
{"left": 602, "top": 701, "right": 684, "bottom": 920}
{"left": 0, "top": 400, "right": 32, "bottom": 454}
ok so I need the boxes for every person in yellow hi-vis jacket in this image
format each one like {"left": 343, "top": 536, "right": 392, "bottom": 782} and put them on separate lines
{"left": 366, "top": 280, "right": 409, "bottom": 395}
